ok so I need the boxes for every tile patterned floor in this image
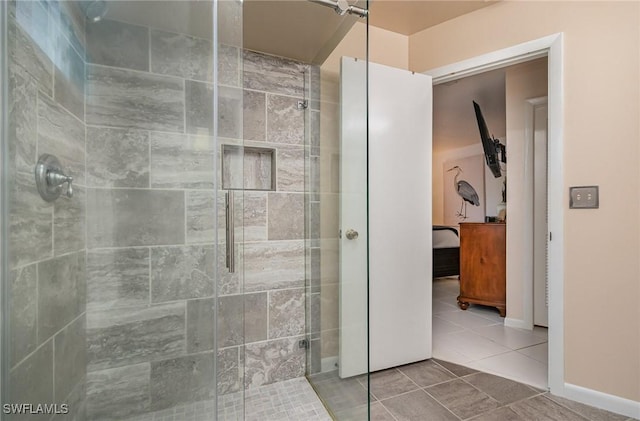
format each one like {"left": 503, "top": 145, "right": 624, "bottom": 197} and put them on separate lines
{"left": 433, "top": 277, "right": 549, "bottom": 389}
{"left": 124, "top": 377, "right": 331, "bottom": 421}
{"left": 310, "top": 360, "right": 637, "bottom": 421}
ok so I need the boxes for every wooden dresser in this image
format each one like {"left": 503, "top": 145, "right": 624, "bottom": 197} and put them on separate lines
{"left": 458, "top": 223, "right": 506, "bottom": 317}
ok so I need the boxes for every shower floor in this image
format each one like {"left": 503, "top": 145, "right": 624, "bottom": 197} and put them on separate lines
{"left": 123, "top": 377, "right": 331, "bottom": 421}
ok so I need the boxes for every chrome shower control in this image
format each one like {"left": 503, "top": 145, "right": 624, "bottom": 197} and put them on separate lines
{"left": 35, "top": 154, "right": 74, "bottom": 202}
{"left": 345, "top": 229, "right": 359, "bottom": 240}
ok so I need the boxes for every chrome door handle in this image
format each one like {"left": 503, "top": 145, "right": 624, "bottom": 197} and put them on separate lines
{"left": 345, "top": 229, "right": 359, "bottom": 240}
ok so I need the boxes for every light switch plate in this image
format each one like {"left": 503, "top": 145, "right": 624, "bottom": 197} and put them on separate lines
{"left": 569, "top": 186, "right": 599, "bottom": 209}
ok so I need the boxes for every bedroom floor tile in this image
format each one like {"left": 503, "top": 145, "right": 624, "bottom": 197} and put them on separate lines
{"left": 433, "top": 278, "right": 549, "bottom": 391}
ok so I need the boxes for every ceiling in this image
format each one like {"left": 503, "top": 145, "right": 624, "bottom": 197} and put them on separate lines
{"left": 433, "top": 69, "right": 506, "bottom": 153}
{"left": 369, "top": 1, "right": 497, "bottom": 36}
{"left": 104, "top": 1, "right": 496, "bottom": 63}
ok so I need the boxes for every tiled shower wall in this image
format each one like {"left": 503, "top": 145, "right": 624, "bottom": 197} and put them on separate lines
{"left": 82, "top": 18, "right": 218, "bottom": 420}
{"left": 6, "top": 4, "right": 321, "bottom": 419}
{"left": 7, "top": 1, "right": 88, "bottom": 420}
{"left": 216, "top": 49, "right": 321, "bottom": 391}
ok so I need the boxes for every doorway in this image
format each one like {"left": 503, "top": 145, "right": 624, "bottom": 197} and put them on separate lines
{"left": 425, "top": 33, "right": 565, "bottom": 394}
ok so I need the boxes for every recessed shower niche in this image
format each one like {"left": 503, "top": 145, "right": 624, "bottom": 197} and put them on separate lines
{"left": 222, "top": 144, "right": 276, "bottom": 191}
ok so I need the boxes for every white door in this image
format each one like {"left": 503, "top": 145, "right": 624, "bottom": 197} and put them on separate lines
{"left": 339, "top": 58, "right": 433, "bottom": 377}
{"left": 533, "top": 104, "right": 549, "bottom": 327}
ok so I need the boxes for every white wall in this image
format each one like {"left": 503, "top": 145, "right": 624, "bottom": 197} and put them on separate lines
{"left": 433, "top": 141, "right": 505, "bottom": 225}
{"left": 505, "top": 59, "right": 548, "bottom": 324}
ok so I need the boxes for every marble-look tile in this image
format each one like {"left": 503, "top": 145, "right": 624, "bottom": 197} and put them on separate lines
{"left": 217, "top": 241, "right": 243, "bottom": 296}
{"left": 223, "top": 145, "right": 275, "bottom": 190}
{"left": 368, "top": 369, "right": 418, "bottom": 401}
{"left": 425, "top": 378, "right": 500, "bottom": 419}
{"left": 150, "top": 132, "right": 215, "bottom": 188}
{"left": 8, "top": 69, "right": 53, "bottom": 268}
{"left": 268, "top": 193, "right": 304, "bottom": 240}
{"left": 217, "top": 347, "right": 241, "bottom": 395}
{"left": 53, "top": 186, "right": 85, "bottom": 255}
{"left": 86, "top": 19, "right": 149, "bottom": 71}
{"left": 8, "top": 172, "right": 53, "bottom": 269}
{"left": 54, "top": 315, "right": 86, "bottom": 401}
{"left": 187, "top": 191, "right": 216, "bottom": 244}
{"left": 243, "top": 50, "right": 305, "bottom": 97}
{"left": 310, "top": 65, "right": 321, "bottom": 110}
{"left": 244, "top": 336, "right": 305, "bottom": 388}
{"left": 398, "top": 359, "right": 457, "bottom": 388}
{"left": 87, "top": 302, "right": 185, "bottom": 371}
{"left": 87, "top": 248, "right": 150, "bottom": 311}
{"left": 308, "top": 338, "right": 321, "bottom": 375}
{"left": 276, "top": 145, "right": 304, "bottom": 192}
{"left": 86, "top": 127, "right": 150, "bottom": 188}
{"left": 37, "top": 252, "right": 86, "bottom": 342}
{"left": 310, "top": 248, "right": 321, "bottom": 292}
{"left": 509, "top": 395, "right": 589, "bottom": 421}
{"left": 186, "top": 80, "right": 214, "bottom": 136}
{"left": 218, "top": 44, "right": 240, "bottom": 87}
{"left": 9, "top": 339, "right": 54, "bottom": 412}
{"left": 464, "top": 372, "right": 539, "bottom": 405}
{"left": 244, "top": 192, "right": 267, "bottom": 241}
{"left": 9, "top": 264, "right": 38, "bottom": 368}
{"left": 53, "top": 27, "right": 84, "bottom": 121}
{"left": 86, "top": 363, "right": 151, "bottom": 421}
{"left": 151, "top": 245, "right": 215, "bottom": 303}
{"left": 267, "top": 94, "right": 304, "bottom": 144}
{"left": 268, "top": 288, "right": 304, "bottom": 339}
{"left": 310, "top": 202, "right": 320, "bottom": 243}
{"left": 86, "top": 188, "right": 185, "bottom": 248}
{"left": 544, "top": 393, "right": 630, "bottom": 421}
{"left": 245, "top": 292, "right": 268, "bottom": 343}
{"left": 310, "top": 110, "right": 320, "bottom": 155}
{"left": 8, "top": 65, "right": 37, "bottom": 177}
{"left": 86, "top": 65, "right": 184, "bottom": 132}
{"left": 187, "top": 298, "right": 215, "bottom": 353}
{"left": 244, "top": 240, "right": 305, "bottom": 291}
{"left": 54, "top": 375, "right": 87, "bottom": 421}
{"left": 218, "top": 85, "right": 242, "bottom": 139}
{"left": 150, "top": 29, "right": 212, "bottom": 82}
{"left": 217, "top": 295, "right": 243, "bottom": 348}
{"left": 38, "top": 93, "right": 85, "bottom": 185}
{"left": 309, "top": 292, "right": 321, "bottom": 334}
{"left": 150, "top": 352, "right": 215, "bottom": 410}
{"left": 8, "top": 10, "right": 53, "bottom": 96}
{"left": 382, "top": 389, "right": 458, "bottom": 421}
{"left": 49, "top": 1, "right": 86, "bottom": 58}
{"left": 244, "top": 90, "right": 266, "bottom": 141}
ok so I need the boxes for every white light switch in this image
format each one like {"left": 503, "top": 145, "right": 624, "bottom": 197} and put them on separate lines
{"left": 570, "top": 186, "right": 599, "bottom": 209}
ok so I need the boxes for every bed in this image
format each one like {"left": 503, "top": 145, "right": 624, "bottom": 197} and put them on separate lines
{"left": 433, "top": 226, "right": 460, "bottom": 278}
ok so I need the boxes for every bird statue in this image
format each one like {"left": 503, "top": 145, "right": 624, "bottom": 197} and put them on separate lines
{"left": 447, "top": 165, "right": 480, "bottom": 219}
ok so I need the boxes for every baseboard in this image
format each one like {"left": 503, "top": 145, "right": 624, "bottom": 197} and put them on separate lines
{"left": 504, "top": 317, "right": 532, "bottom": 330}
{"left": 560, "top": 382, "right": 640, "bottom": 419}
{"left": 321, "top": 356, "right": 339, "bottom": 373}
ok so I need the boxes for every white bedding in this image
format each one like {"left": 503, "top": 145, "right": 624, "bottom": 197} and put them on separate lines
{"left": 433, "top": 226, "right": 459, "bottom": 249}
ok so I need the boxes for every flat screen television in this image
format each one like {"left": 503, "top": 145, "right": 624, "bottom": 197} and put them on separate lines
{"left": 473, "top": 100, "right": 505, "bottom": 178}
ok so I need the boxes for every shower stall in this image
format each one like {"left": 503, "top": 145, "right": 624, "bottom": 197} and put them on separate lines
{"left": 1, "top": 0, "right": 370, "bottom": 419}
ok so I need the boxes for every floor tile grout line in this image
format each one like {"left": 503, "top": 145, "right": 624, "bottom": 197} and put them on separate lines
{"left": 421, "top": 387, "right": 465, "bottom": 421}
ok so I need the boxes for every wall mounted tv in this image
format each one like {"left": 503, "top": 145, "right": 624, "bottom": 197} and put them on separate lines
{"left": 473, "top": 100, "right": 506, "bottom": 178}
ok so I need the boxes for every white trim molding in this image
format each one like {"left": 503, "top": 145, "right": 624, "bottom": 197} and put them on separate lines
{"left": 561, "top": 383, "right": 640, "bottom": 419}
{"left": 426, "top": 33, "right": 565, "bottom": 395}
{"left": 504, "top": 317, "right": 531, "bottom": 330}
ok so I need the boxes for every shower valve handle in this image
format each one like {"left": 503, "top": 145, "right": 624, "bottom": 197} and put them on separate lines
{"left": 47, "top": 171, "right": 74, "bottom": 198}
